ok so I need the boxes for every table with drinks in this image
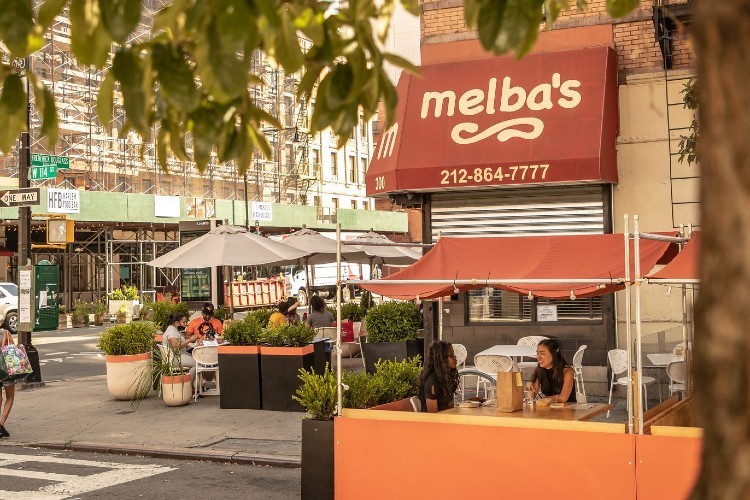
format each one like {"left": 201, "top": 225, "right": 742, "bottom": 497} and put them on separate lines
{"left": 440, "top": 401, "right": 612, "bottom": 421}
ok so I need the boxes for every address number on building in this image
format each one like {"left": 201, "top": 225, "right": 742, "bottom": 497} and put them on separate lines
{"left": 439, "top": 164, "right": 550, "bottom": 186}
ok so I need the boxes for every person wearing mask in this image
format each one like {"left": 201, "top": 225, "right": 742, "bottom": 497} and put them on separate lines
{"left": 419, "top": 340, "right": 459, "bottom": 413}
{"left": 186, "top": 303, "right": 223, "bottom": 341}
{"left": 526, "top": 338, "right": 576, "bottom": 403}
{"left": 162, "top": 312, "right": 198, "bottom": 382}
{"left": 268, "top": 301, "right": 289, "bottom": 328}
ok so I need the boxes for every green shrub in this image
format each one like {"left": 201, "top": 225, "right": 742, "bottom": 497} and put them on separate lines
{"left": 365, "top": 301, "right": 420, "bottom": 343}
{"left": 342, "top": 371, "right": 379, "bottom": 409}
{"left": 341, "top": 302, "right": 364, "bottom": 322}
{"left": 98, "top": 321, "right": 157, "bottom": 356}
{"left": 360, "top": 290, "right": 374, "bottom": 312}
{"left": 223, "top": 315, "right": 263, "bottom": 346}
{"left": 292, "top": 365, "right": 337, "bottom": 421}
{"left": 248, "top": 308, "right": 273, "bottom": 328}
{"left": 108, "top": 285, "right": 139, "bottom": 301}
{"left": 148, "top": 301, "right": 190, "bottom": 331}
{"left": 372, "top": 357, "right": 421, "bottom": 405}
{"left": 72, "top": 299, "right": 92, "bottom": 321}
{"left": 93, "top": 299, "right": 107, "bottom": 315}
{"left": 262, "top": 323, "right": 315, "bottom": 347}
{"left": 214, "top": 305, "right": 230, "bottom": 322}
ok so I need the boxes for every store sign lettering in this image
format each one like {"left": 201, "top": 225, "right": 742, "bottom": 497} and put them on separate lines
{"left": 420, "top": 74, "right": 581, "bottom": 145}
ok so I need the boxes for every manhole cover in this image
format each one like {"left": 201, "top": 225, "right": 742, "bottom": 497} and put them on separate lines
{"left": 203, "top": 438, "right": 300, "bottom": 455}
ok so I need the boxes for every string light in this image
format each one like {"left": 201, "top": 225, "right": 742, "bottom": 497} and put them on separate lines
{"left": 527, "top": 290, "right": 533, "bottom": 300}
{"left": 569, "top": 290, "right": 576, "bottom": 300}
{"left": 666, "top": 286, "right": 672, "bottom": 297}
{"left": 487, "top": 285, "right": 494, "bottom": 295}
{"left": 415, "top": 295, "right": 421, "bottom": 305}
{"left": 453, "top": 286, "right": 459, "bottom": 295}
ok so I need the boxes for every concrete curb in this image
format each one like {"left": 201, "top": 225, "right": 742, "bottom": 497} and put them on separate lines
{"left": 4, "top": 441, "right": 301, "bottom": 468}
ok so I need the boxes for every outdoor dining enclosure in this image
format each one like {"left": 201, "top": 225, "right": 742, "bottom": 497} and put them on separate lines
{"left": 330, "top": 217, "right": 700, "bottom": 499}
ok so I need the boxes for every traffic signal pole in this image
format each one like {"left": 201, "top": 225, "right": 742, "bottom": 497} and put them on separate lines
{"left": 17, "top": 56, "right": 43, "bottom": 385}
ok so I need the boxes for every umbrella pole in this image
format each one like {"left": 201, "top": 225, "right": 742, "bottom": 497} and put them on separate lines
{"left": 623, "top": 215, "right": 634, "bottom": 434}
{"left": 438, "top": 297, "right": 443, "bottom": 341}
{"left": 227, "top": 266, "right": 235, "bottom": 319}
{"left": 633, "top": 215, "right": 645, "bottom": 434}
{"left": 336, "top": 224, "right": 343, "bottom": 417}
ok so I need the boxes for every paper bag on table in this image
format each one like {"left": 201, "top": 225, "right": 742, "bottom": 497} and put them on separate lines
{"left": 496, "top": 370, "right": 524, "bottom": 413}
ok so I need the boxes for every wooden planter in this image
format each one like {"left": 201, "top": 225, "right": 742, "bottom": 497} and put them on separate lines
{"left": 362, "top": 337, "right": 424, "bottom": 374}
{"left": 95, "top": 313, "right": 108, "bottom": 326}
{"left": 104, "top": 352, "right": 152, "bottom": 401}
{"left": 72, "top": 316, "right": 86, "bottom": 328}
{"left": 218, "top": 345, "right": 262, "bottom": 409}
{"left": 301, "top": 418, "right": 334, "bottom": 500}
{"left": 260, "top": 344, "right": 315, "bottom": 412}
{"left": 58, "top": 314, "right": 70, "bottom": 329}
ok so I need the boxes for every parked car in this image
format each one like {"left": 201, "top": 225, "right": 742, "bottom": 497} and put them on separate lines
{"left": 0, "top": 282, "right": 19, "bottom": 334}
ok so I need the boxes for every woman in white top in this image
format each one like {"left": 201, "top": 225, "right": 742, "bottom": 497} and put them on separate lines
{"left": 162, "top": 312, "right": 198, "bottom": 379}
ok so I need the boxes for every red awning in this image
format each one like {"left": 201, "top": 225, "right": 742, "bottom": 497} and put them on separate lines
{"left": 646, "top": 232, "right": 699, "bottom": 283}
{"left": 359, "top": 234, "right": 676, "bottom": 300}
{"left": 366, "top": 46, "right": 618, "bottom": 196}
{"left": 0, "top": 246, "right": 12, "bottom": 257}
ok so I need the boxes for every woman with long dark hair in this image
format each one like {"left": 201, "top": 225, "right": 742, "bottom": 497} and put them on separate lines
{"left": 528, "top": 338, "right": 575, "bottom": 403}
{"left": 419, "top": 340, "right": 460, "bottom": 413}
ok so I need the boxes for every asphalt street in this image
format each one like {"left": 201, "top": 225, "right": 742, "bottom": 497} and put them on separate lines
{"left": 0, "top": 446, "right": 301, "bottom": 499}
{"left": 22, "top": 327, "right": 106, "bottom": 382}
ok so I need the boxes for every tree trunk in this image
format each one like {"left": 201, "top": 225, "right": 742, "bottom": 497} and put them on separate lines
{"left": 692, "top": 1, "right": 750, "bottom": 497}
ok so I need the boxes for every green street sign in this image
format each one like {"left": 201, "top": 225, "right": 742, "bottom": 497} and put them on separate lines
{"left": 31, "top": 154, "right": 69, "bottom": 180}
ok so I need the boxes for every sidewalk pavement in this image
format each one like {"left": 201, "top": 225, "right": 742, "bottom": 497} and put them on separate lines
{"left": 1, "top": 375, "right": 305, "bottom": 467}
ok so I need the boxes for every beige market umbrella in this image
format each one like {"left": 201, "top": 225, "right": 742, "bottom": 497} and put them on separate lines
{"left": 148, "top": 225, "right": 309, "bottom": 268}
{"left": 348, "top": 231, "right": 422, "bottom": 266}
{"left": 279, "top": 228, "right": 368, "bottom": 264}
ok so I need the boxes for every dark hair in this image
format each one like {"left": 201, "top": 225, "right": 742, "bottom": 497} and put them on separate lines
{"left": 309, "top": 295, "right": 326, "bottom": 313}
{"left": 201, "top": 303, "right": 215, "bottom": 316}
{"left": 170, "top": 312, "right": 187, "bottom": 324}
{"left": 278, "top": 301, "right": 290, "bottom": 314}
{"left": 531, "top": 339, "right": 568, "bottom": 390}
{"left": 419, "top": 340, "right": 459, "bottom": 400}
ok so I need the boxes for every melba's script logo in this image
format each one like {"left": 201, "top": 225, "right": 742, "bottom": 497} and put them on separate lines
{"left": 420, "top": 73, "right": 581, "bottom": 145}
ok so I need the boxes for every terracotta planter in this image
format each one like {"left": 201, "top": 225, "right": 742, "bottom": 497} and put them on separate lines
{"left": 104, "top": 352, "right": 152, "bottom": 400}
{"left": 161, "top": 373, "right": 193, "bottom": 406}
{"left": 260, "top": 344, "right": 315, "bottom": 412}
{"left": 218, "top": 345, "right": 262, "bottom": 409}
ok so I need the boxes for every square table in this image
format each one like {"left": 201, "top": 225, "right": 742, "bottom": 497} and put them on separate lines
{"left": 646, "top": 353, "right": 683, "bottom": 367}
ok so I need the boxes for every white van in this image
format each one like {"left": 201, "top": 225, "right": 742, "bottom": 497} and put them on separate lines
{"left": 288, "top": 263, "right": 370, "bottom": 305}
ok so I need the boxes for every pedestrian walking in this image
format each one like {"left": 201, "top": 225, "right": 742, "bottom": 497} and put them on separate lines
{"left": 0, "top": 378, "right": 14, "bottom": 438}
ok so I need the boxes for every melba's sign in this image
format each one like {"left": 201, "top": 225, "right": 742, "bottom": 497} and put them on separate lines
{"left": 366, "top": 47, "right": 618, "bottom": 195}
{"left": 420, "top": 74, "right": 581, "bottom": 145}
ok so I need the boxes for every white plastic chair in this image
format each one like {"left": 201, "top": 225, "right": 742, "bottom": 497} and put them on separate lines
{"left": 453, "top": 343, "right": 468, "bottom": 369}
{"left": 667, "top": 360, "right": 687, "bottom": 396}
{"left": 572, "top": 345, "right": 587, "bottom": 403}
{"left": 672, "top": 342, "right": 692, "bottom": 356}
{"left": 474, "top": 354, "right": 518, "bottom": 398}
{"left": 516, "top": 336, "right": 548, "bottom": 368}
{"left": 607, "top": 349, "right": 657, "bottom": 417}
{"left": 192, "top": 346, "right": 220, "bottom": 402}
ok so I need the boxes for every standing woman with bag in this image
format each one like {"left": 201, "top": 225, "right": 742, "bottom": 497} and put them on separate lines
{"left": 0, "top": 329, "right": 19, "bottom": 438}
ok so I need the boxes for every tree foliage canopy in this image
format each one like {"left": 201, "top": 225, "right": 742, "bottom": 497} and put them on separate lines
{"left": 0, "top": 0, "right": 637, "bottom": 173}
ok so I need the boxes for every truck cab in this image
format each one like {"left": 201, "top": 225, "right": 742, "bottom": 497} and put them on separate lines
{"left": 288, "top": 264, "right": 369, "bottom": 306}
{"left": 0, "top": 282, "right": 19, "bottom": 334}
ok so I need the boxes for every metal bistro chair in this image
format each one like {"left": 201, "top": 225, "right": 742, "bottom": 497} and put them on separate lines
{"left": 572, "top": 345, "right": 588, "bottom": 403}
{"left": 192, "top": 346, "right": 220, "bottom": 402}
{"left": 474, "top": 354, "right": 517, "bottom": 399}
{"left": 667, "top": 360, "right": 687, "bottom": 397}
{"left": 516, "top": 336, "right": 548, "bottom": 369}
{"left": 607, "top": 349, "right": 657, "bottom": 417}
{"left": 452, "top": 343, "right": 469, "bottom": 401}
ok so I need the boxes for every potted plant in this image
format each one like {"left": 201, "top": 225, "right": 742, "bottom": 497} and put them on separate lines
{"left": 260, "top": 323, "right": 317, "bottom": 411}
{"left": 116, "top": 304, "right": 128, "bottom": 324}
{"left": 72, "top": 300, "right": 89, "bottom": 327}
{"left": 219, "top": 315, "right": 264, "bottom": 409}
{"left": 153, "top": 345, "right": 193, "bottom": 407}
{"left": 108, "top": 285, "right": 141, "bottom": 319}
{"left": 293, "top": 366, "right": 337, "bottom": 500}
{"left": 58, "top": 304, "right": 70, "bottom": 329}
{"left": 97, "top": 321, "right": 156, "bottom": 401}
{"left": 94, "top": 299, "right": 108, "bottom": 325}
{"left": 362, "top": 301, "right": 423, "bottom": 374}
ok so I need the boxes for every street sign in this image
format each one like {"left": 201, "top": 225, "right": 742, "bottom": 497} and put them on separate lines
{"left": 31, "top": 154, "right": 69, "bottom": 180}
{"left": 0, "top": 188, "right": 41, "bottom": 208}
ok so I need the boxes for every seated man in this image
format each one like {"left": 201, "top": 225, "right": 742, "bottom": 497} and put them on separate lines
{"left": 186, "top": 303, "right": 223, "bottom": 342}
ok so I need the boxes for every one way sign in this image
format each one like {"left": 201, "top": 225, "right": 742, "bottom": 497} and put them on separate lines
{"left": 0, "top": 188, "right": 41, "bottom": 208}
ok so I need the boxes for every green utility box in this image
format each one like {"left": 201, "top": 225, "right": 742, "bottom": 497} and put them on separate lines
{"left": 34, "top": 262, "right": 60, "bottom": 331}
